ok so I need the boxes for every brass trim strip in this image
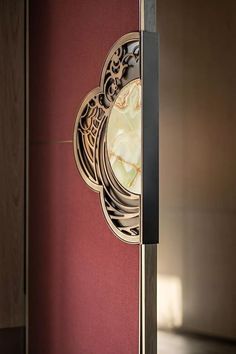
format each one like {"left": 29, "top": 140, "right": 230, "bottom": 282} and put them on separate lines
{"left": 30, "top": 139, "right": 73, "bottom": 145}
{"left": 25, "top": 0, "right": 29, "bottom": 352}
{"left": 140, "top": 245, "right": 157, "bottom": 354}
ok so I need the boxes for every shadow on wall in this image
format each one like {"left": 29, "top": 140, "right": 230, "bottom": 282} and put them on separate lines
{"left": 157, "top": 0, "right": 236, "bottom": 341}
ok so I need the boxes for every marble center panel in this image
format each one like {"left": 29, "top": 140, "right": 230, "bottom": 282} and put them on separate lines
{"left": 107, "top": 79, "right": 141, "bottom": 195}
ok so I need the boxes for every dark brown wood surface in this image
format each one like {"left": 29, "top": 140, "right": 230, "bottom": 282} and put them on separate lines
{"left": 0, "top": 0, "right": 25, "bottom": 328}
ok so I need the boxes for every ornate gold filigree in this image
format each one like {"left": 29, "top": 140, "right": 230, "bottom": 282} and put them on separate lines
{"left": 73, "top": 33, "right": 140, "bottom": 244}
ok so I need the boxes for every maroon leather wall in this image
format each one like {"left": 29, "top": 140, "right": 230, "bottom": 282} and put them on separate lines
{"left": 29, "top": 1, "right": 139, "bottom": 353}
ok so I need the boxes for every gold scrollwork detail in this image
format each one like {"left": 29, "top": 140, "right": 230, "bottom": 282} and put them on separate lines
{"left": 73, "top": 32, "right": 140, "bottom": 244}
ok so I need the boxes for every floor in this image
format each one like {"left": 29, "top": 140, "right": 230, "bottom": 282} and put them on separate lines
{"left": 0, "top": 327, "right": 236, "bottom": 354}
{"left": 158, "top": 330, "right": 236, "bottom": 354}
{"left": 0, "top": 327, "right": 25, "bottom": 354}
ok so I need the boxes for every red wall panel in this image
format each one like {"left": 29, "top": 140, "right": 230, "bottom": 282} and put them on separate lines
{"left": 29, "top": 1, "right": 139, "bottom": 353}
{"left": 29, "top": 0, "right": 139, "bottom": 142}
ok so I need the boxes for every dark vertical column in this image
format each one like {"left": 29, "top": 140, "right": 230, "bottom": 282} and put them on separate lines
{"left": 141, "top": 31, "right": 159, "bottom": 245}
{"left": 140, "top": 1, "right": 158, "bottom": 353}
{"left": 0, "top": 0, "right": 25, "bottom": 352}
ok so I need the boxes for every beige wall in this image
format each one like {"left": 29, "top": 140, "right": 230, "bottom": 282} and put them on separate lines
{"left": 0, "top": 0, "right": 25, "bottom": 328}
{"left": 158, "top": 0, "right": 236, "bottom": 340}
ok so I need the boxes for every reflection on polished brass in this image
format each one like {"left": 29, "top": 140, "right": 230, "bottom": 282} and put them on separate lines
{"left": 74, "top": 33, "right": 140, "bottom": 244}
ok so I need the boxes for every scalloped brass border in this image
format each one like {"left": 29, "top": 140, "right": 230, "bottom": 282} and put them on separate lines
{"left": 73, "top": 32, "right": 141, "bottom": 244}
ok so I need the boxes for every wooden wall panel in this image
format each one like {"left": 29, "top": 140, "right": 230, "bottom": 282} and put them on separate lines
{"left": 0, "top": 0, "right": 25, "bottom": 328}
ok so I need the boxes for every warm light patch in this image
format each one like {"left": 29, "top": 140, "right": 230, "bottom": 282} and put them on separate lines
{"left": 157, "top": 274, "right": 183, "bottom": 329}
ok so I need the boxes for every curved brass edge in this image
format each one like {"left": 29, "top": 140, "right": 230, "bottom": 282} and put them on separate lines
{"left": 100, "top": 32, "right": 140, "bottom": 87}
{"left": 73, "top": 32, "right": 141, "bottom": 244}
{"left": 73, "top": 87, "right": 102, "bottom": 193}
{"left": 99, "top": 192, "right": 140, "bottom": 244}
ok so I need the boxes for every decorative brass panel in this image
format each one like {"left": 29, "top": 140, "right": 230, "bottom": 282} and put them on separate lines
{"left": 73, "top": 32, "right": 141, "bottom": 244}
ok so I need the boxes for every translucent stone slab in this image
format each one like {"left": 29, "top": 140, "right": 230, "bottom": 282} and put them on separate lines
{"left": 107, "top": 79, "right": 141, "bottom": 195}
